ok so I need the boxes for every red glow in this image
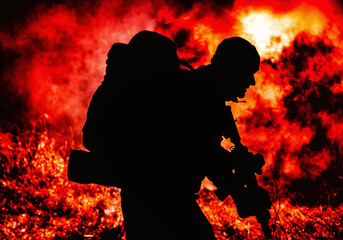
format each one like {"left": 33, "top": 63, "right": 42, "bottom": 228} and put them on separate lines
{"left": 1, "top": 0, "right": 343, "bottom": 239}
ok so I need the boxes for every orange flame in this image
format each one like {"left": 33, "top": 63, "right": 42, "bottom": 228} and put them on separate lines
{"left": 238, "top": 3, "right": 328, "bottom": 61}
{"left": 1, "top": 0, "right": 343, "bottom": 239}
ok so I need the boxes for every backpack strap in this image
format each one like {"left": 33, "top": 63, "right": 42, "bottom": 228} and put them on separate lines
{"left": 180, "top": 59, "right": 195, "bottom": 71}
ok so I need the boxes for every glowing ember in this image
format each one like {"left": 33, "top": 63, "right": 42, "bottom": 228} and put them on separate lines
{"left": 1, "top": 0, "right": 343, "bottom": 239}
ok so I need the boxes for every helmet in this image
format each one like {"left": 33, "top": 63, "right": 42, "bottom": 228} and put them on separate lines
{"left": 211, "top": 37, "right": 260, "bottom": 83}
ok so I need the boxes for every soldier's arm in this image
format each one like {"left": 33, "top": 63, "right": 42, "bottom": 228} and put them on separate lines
{"left": 205, "top": 137, "right": 234, "bottom": 201}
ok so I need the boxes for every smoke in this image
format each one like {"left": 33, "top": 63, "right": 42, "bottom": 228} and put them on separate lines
{"left": 1, "top": 1, "right": 343, "bottom": 238}
{"left": 232, "top": 31, "right": 343, "bottom": 205}
{"left": 1, "top": 0, "right": 342, "bottom": 192}
{"left": 164, "top": 0, "right": 235, "bottom": 15}
{"left": 0, "top": 0, "right": 237, "bottom": 133}
{"left": 0, "top": 0, "right": 157, "bottom": 135}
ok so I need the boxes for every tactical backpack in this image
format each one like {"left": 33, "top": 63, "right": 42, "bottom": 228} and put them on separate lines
{"left": 68, "top": 31, "right": 186, "bottom": 187}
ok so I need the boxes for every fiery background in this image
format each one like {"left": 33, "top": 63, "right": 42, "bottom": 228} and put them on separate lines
{"left": 1, "top": 0, "right": 342, "bottom": 239}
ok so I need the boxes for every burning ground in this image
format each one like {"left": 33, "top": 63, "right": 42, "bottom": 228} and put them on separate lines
{"left": 1, "top": 0, "right": 343, "bottom": 239}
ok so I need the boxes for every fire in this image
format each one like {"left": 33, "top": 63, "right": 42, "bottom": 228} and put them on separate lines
{"left": 1, "top": 0, "right": 343, "bottom": 239}
{"left": 238, "top": 3, "right": 328, "bottom": 61}
{"left": 0, "top": 115, "right": 124, "bottom": 239}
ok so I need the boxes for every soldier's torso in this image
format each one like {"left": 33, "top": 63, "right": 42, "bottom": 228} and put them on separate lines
{"left": 134, "top": 68, "right": 232, "bottom": 192}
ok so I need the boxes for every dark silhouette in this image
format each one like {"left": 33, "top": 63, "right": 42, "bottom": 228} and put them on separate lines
{"left": 68, "top": 31, "right": 271, "bottom": 239}
{"left": 192, "top": 37, "right": 272, "bottom": 239}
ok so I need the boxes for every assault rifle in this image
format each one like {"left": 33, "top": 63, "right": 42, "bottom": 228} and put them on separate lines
{"left": 215, "top": 105, "right": 272, "bottom": 239}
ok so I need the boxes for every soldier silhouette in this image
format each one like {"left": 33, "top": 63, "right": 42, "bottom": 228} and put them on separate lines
{"left": 71, "top": 31, "right": 261, "bottom": 239}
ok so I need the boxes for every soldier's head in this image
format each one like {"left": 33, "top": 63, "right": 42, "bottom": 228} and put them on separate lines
{"left": 211, "top": 37, "right": 260, "bottom": 100}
